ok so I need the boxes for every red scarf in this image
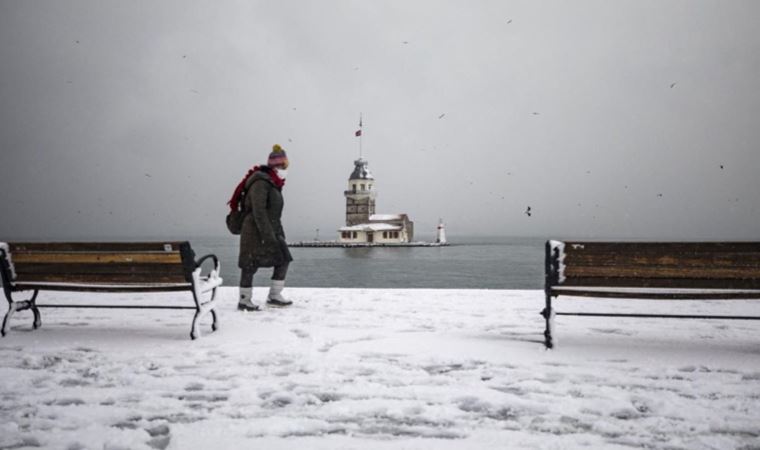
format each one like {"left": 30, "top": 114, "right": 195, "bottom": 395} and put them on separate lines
{"left": 228, "top": 166, "right": 285, "bottom": 211}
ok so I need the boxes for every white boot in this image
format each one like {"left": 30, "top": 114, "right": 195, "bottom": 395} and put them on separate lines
{"left": 237, "top": 287, "right": 260, "bottom": 311}
{"left": 266, "top": 280, "right": 292, "bottom": 307}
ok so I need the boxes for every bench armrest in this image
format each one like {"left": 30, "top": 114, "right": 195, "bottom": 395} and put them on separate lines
{"left": 195, "top": 254, "right": 220, "bottom": 272}
{"left": 192, "top": 254, "right": 223, "bottom": 294}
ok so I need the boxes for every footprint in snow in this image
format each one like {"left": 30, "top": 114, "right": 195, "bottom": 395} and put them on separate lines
{"left": 147, "top": 424, "right": 170, "bottom": 437}
{"left": 610, "top": 407, "right": 641, "bottom": 420}
{"left": 59, "top": 378, "right": 91, "bottom": 387}
{"left": 424, "top": 363, "right": 465, "bottom": 375}
{"left": 147, "top": 436, "right": 171, "bottom": 450}
{"left": 184, "top": 382, "right": 204, "bottom": 391}
{"left": 290, "top": 328, "right": 310, "bottom": 339}
{"left": 49, "top": 398, "right": 85, "bottom": 406}
{"left": 631, "top": 398, "right": 652, "bottom": 414}
{"left": 490, "top": 385, "right": 526, "bottom": 396}
{"left": 589, "top": 328, "right": 635, "bottom": 336}
{"left": 542, "top": 361, "right": 569, "bottom": 367}
{"left": 112, "top": 421, "right": 140, "bottom": 430}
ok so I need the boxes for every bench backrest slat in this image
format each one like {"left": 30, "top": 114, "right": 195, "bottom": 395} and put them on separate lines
{"left": 551, "top": 241, "right": 760, "bottom": 290}
{"left": 14, "top": 262, "right": 186, "bottom": 275}
{"left": 4, "top": 242, "right": 195, "bottom": 286}
{"left": 9, "top": 242, "right": 187, "bottom": 252}
{"left": 12, "top": 252, "right": 182, "bottom": 265}
{"left": 14, "top": 273, "right": 189, "bottom": 284}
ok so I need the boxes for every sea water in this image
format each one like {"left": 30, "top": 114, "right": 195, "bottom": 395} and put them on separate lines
{"left": 190, "top": 235, "right": 545, "bottom": 289}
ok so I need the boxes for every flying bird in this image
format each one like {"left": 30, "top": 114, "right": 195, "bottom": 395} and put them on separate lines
{"left": 507, "top": 19, "right": 513, "bottom": 24}
{"left": 525, "top": 206, "right": 532, "bottom": 217}
{"left": 144, "top": 173, "right": 152, "bottom": 178}
{"left": 438, "top": 113, "right": 446, "bottom": 119}
{"left": 720, "top": 165, "right": 724, "bottom": 169}
{"left": 532, "top": 112, "right": 540, "bottom": 115}
{"left": 670, "top": 82, "right": 677, "bottom": 89}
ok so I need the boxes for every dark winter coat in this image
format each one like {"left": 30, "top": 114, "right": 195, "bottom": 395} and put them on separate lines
{"left": 238, "top": 168, "right": 293, "bottom": 269}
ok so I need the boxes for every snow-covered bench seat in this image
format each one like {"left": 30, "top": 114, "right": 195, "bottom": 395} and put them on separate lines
{"left": 0, "top": 241, "right": 222, "bottom": 340}
{"left": 542, "top": 240, "right": 760, "bottom": 348}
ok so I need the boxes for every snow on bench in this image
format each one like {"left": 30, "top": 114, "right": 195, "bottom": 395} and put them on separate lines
{"left": 542, "top": 240, "right": 760, "bottom": 348}
{"left": 0, "top": 241, "right": 222, "bottom": 339}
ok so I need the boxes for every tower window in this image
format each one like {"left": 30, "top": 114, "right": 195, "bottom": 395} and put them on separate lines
{"left": 361, "top": 184, "right": 365, "bottom": 191}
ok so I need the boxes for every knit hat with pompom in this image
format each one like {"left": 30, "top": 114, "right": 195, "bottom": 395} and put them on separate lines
{"left": 267, "top": 144, "right": 289, "bottom": 169}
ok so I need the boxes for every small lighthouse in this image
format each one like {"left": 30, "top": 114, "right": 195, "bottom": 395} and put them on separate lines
{"left": 436, "top": 219, "right": 447, "bottom": 244}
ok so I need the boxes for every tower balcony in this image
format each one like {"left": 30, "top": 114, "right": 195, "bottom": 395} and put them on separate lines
{"left": 344, "top": 190, "right": 376, "bottom": 196}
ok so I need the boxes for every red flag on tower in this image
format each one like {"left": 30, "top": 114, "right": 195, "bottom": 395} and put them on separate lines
{"left": 355, "top": 114, "right": 363, "bottom": 137}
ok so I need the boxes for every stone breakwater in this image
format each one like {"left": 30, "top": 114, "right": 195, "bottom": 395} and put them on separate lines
{"left": 288, "top": 241, "right": 450, "bottom": 248}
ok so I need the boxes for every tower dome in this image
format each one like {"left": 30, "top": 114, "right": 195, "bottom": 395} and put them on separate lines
{"left": 349, "top": 158, "right": 374, "bottom": 180}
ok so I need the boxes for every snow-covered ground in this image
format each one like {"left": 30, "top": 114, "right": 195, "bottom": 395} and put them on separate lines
{"left": 1, "top": 288, "right": 759, "bottom": 449}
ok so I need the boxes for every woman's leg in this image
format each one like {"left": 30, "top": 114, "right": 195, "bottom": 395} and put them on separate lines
{"left": 238, "top": 266, "right": 259, "bottom": 310}
{"left": 271, "top": 262, "right": 289, "bottom": 281}
{"left": 240, "top": 266, "right": 257, "bottom": 288}
{"left": 268, "top": 262, "right": 292, "bottom": 306}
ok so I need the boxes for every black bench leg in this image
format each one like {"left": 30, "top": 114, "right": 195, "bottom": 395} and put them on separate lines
{"left": 211, "top": 308, "right": 218, "bottom": 332}
{"left": 541, "top": 293, "right": 554, "bottom": 349}
{"left": 31, "top": 290, "right": 41, "bottom": 329}
{"left": 190, "top": 311, "right": 201, "bottom": 340}
{"left": 1, "top": 303, "right": 13, "bottom": 337}
{"left": 2, "top": 290, "right": 40, "bottom": 337}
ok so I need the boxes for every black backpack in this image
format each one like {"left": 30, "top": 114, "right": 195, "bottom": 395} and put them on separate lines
{"left": 225, "top": 185, "right": 249, "bottom": 235}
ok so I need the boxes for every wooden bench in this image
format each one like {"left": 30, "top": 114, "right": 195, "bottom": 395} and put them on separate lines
{"left": 0, "top": 241, "right": 222, "bottom": 340}
{"left": 542, "top": 240, "right": 760, "bottom": 348}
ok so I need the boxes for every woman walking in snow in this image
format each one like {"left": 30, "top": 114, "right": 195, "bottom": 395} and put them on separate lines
{"left": 228, "top": 144, "right": 293, "bottom": 311}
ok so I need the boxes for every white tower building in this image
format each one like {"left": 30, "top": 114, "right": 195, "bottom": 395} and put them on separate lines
{"left": 339, "top": 157, "right": 414, "bottom": 244}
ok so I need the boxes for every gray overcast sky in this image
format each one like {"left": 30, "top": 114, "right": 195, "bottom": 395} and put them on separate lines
{"left": 1, "top": 0, "right": 759, "bottom": 241}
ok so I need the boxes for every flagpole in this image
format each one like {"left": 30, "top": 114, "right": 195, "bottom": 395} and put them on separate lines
{"left": 359, "top": 113, "right": 363, "bottom": 159}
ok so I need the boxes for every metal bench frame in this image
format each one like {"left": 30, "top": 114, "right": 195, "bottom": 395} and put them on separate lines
{"left": 0, "top": 242, "right": 222, "bottom": 340}
{"left": 542, "top": 240, "right": 760, "bottom": 349}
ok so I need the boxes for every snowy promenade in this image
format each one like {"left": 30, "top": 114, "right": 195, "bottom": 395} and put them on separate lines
{"left": 1, "top": 288, "right": 759, "bottom": 449}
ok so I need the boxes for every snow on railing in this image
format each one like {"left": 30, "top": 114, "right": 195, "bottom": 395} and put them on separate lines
{"left": 192, "top": 263, "right": 223, "bottom": 296}
{"left": 549, "top": 240, "right": 566, "bottom": 284}
{"left": 0, "top": 242, "right": 16, "bottom": 281}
